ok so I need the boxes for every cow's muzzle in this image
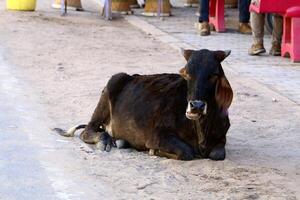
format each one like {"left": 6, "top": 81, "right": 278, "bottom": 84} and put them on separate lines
{"left": 186, "top": 100, "right": 207, "bottom": 120}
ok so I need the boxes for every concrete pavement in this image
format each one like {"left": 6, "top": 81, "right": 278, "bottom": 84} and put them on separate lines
{"left": 126, "top": 7, "right": 300, "bottom": 105}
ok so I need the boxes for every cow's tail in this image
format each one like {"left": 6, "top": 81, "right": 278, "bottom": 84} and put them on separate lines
{"left": 53, "top": 124, "right": 87, "bottom": 137}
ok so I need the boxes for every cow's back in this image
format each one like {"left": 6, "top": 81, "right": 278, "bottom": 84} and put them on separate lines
{"left": 107, "top": 73, "right": 189, "bottom": 150}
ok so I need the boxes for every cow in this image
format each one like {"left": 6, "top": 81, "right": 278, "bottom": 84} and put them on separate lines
{"left": 55, "top": 49, "right": 233, "bottom": 160}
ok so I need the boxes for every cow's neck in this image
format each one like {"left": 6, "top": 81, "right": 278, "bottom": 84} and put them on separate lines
{"left": 193, "top": 104, "right": 221, "bottom": 154}
{"left": 194, "top": 119, "right": 204, "bottom": 147}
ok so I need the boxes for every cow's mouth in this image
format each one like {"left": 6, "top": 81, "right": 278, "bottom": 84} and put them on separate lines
{"left": 186, "top": 111, "right": 201, "bottom": 120}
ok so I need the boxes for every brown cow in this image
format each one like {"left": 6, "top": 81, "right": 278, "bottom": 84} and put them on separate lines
{"left": 55, "top": 49, "right": 233, "bottom": 160}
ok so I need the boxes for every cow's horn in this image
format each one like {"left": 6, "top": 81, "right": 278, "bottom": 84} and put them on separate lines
{"left": 224, "top": 50, "right": 231, "bottom": 57}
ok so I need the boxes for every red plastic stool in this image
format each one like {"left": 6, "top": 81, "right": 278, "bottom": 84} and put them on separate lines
{"left": 282, "top": 6, "right": 300, "bottom": 62}
{"left": 209, "top": 0, "right": 225, "bottom": 32}
{"left": 249, "top": 0, "right": 298, "bottom": 14}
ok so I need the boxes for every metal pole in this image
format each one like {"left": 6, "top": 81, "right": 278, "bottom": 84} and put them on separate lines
{"left": 105, "top": 0, "right": 112, "bottom": 20}
{"left": 61, "top": 0, "right": 67, "bottom": 16}
{"left": 157, "top": 0, "right": 163, "bottom": 19}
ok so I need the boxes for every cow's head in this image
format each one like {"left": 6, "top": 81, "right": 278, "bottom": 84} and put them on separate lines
{"left": 179, "top": 49, "right": 233, "bottom": 120}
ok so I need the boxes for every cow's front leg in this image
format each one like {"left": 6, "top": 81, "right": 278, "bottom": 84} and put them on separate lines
{"left": 147, "top": 134, "right": 194, "bottom": 160}
{"left": 80, "top": 127, "right": 116, "bottom": 152}
{"left": 79, "top": 126, "right": 101, "bottom": 144}
{"left": 208, "top": 144, "right": 226, "bottom": 160}
{"left": 80, "top": 88, "right": 111, "bottom": 144}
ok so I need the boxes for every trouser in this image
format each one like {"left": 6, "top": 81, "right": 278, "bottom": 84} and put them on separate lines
{"left": 250, "top": 12, "right": 283, "bottom": 45}
{"left": 239, "top": 0, "right": 251, "bottom": 23}
{"left": 199, "top": 0, "right": 209, "bottom": 22}
{"left": 199, "top": 0, "right": 251, "bottom": 23}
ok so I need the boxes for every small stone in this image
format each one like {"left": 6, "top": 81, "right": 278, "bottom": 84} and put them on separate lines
{"left": 57, "top": 66, "right": 64, "bottom": 71}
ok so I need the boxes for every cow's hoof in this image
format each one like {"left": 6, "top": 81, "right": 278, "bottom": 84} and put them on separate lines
{"left": 149, "top": 149, "right": 156, "bottom": 156}
{"left": 96, "top": 132, "right": 116, "bottom": 152}
{"left": 115, "top": 139, "right": 131, "bottom": 149}
{"left": 208, "top": 146, "right": 225, "bottom": 161}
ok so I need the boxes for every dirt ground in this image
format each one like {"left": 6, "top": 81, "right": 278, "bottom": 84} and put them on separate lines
{"left": 0, "top": 0, "right": 299, "bottom": 199}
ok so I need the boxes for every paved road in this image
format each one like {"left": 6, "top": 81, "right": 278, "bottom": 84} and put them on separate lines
{"left": 0, "top": 49, "right": 112, "bottom": 200}
{"left": 0, "top": 49, "right": 57, "bottom": 199}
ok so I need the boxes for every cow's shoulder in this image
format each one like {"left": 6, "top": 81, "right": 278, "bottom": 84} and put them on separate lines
{"left": 106, "top": 73, "right": 133, "bottom": 99}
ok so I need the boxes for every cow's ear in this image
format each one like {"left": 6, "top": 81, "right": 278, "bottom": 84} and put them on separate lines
{"left": 181, "top": 48, "right": 193, "bottom": 61}
{"left": 179, "top": 67, "right": 191, "bottom": 80}
{"left": 215, "top": 76, "right": 233, "bottom": 109}
{"left": 214, "top": 50, "right": 231, "bottom": 62}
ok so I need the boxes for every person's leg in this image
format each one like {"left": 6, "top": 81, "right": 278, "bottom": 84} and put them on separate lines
{"left": 251, "top": 12, "right": 265, "bottom": 44}
{"left": 239, "top": 0, "right": 250, "bottom": 22}
{"left": 269, "top": 14, "right": 283, "bottom": 56}
{"left": 248, "top": 12, "right": 266, "bottom": 55}
{"left": 197, "top": 0, "right": 211, "bottom": 36}
{"left": 238, "top": 0, "right": 252, "bottom": 34}
{"left": 199, "top": 0, "right": 209, "bottom": 22}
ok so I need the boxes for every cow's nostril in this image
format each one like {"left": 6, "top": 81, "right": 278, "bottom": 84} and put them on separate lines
{"left": 199, "top": 102, "right": 205, "bottom": 109}
{"left": 191, "top": 101, "right": 204, "bottom": 109}
{"left": 190, "top": 100, "right": 205, "bottom": 110}
{"left": 190, "top": 102, "right": 194, "bottom": 109}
